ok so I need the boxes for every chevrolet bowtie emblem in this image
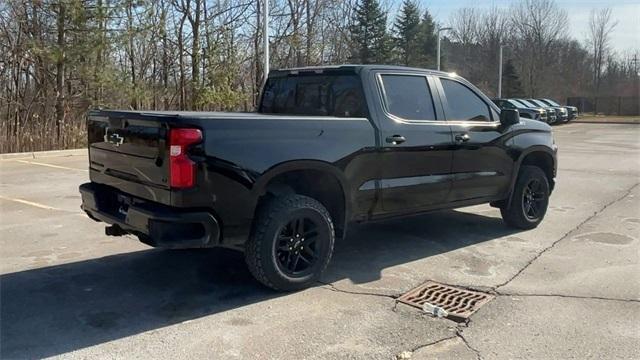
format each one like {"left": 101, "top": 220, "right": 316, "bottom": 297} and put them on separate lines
{"left": 104, "top": 129, "right": 124, "bottom": 147}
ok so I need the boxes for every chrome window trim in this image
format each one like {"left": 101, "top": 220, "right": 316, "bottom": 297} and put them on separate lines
{"left": 375, "top": 72, "right": 445, "bottom": 125}
{"left": 437, "top": 76, "right": 500, "bottom": 126}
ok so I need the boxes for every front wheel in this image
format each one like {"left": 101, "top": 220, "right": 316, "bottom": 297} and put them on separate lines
{"left": 245, "top": 194, "right": 335, "bottom": 291}
{"left": 500, "top": 165, "right": 550, "bottom": 229}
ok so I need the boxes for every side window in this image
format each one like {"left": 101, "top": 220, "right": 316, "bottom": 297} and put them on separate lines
{"left": 380, "top": 74, "right": 436, "bottom": 121}
{"left": 331, "top": 76, "right": 367, "bottom": 117}
{"left": 441, "top": 78, "right": 492, "bottom": 122}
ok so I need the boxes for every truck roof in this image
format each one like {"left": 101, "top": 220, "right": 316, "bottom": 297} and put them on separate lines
{"left": 270, "top": 64, "right": 453, "bottom": 77}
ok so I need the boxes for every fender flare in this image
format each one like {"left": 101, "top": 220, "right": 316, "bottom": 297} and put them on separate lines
{"left": 252, "top": 160, "right": 352, "bottom": 234}
{"left": 506, "top": 146, "right": 557, "bottom": 206}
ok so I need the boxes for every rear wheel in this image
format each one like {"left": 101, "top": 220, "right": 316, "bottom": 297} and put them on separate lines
{"left": 500, "top": 165, "right": 550, "bottom": 229}
{"left": 245, "top": 194, "right": 335, "bottom": 291}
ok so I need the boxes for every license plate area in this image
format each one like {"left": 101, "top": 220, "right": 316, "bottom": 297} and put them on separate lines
{"left": 95, "top": 189, "right": 132, "bottom": 221}
{"left": 116, "top": 194, "right": 132, "bottom": 217}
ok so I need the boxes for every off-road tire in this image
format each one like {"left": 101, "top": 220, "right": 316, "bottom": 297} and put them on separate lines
{"left": 245, "top": 194, "right": 335, "bottom": 291}
{"left": 500, "top": 165, "right": 550, "bottom": 229}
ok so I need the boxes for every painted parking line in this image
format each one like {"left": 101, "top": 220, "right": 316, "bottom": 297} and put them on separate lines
{"left": 0, "top": 195, "right": 65, "bottom": 211}
{"left": 12, "top": 159, "right": 88, "bottom": 172}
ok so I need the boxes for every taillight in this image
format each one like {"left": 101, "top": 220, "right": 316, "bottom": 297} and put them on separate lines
{"left": 169, "top": 128, "right": 202, "bottom": 189}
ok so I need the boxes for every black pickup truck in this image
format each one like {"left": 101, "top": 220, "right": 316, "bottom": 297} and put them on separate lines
{"left": 80, "top": 65, "right": 557, "bottom": 290}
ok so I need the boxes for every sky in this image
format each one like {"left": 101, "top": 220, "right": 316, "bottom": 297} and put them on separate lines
{"left": 388, "top": 0, "right": 640, "bottom": 54}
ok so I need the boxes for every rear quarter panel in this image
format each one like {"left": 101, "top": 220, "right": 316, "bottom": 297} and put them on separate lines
{"left": 181, "top": 115, "right": 378, "bottom": 239}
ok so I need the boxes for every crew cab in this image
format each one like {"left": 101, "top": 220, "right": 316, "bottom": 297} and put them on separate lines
{"left": 79, "top": 65, "right": 557, "bottom": 290}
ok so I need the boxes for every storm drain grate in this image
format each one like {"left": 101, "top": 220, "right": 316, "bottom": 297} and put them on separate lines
{"left": 397, "top": 281, "right": 494, "bottom": 321}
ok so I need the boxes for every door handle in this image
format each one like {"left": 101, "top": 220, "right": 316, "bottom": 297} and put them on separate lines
{"left": 455, "top": 133, "right": 470, "bottom": 142}
{"left": 386, "top": 135, "right": 406, "bottom": 145}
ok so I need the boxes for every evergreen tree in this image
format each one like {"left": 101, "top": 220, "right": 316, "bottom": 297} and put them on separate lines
{"left": 350, "top": 0, "right": 391, "bottom": 64}
{"left": 393, "top": 0, "right": 421, "bottom": 66}
{"left": 503, "top": 59, "right": 525, "bottom": 97}
{"left": 417, "top": 9, "right": 438, "bottom": 68}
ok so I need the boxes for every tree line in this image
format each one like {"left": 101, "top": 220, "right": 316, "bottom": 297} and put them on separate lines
{"left": 1, "top": 0, "right": 637, "bottom": 153}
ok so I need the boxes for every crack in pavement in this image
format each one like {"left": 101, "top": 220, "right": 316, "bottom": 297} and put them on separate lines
{"left": 456, "top": 328, "right": 482, "bottom": 360}
{"left": 316, "top": 183, "right": 639, "bottom": 303}
{"left": 318, "top": 182, "right": 638, "bottom": 360}
{"left": 495, "top": 292, "right": 640, "bottom": 303}
{"left": 316, "top": 280, "right": 399, "bottom": 299}
{"left": 407, "top": 335, "right": 458, "bottom": 353}
{"left": 493, "top": 182, "right": 640, "bottom": 291}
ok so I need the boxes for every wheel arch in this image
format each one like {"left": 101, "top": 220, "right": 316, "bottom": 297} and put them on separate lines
{"left": 506, "top": 147, "right": 557, "bottom": 206}
{"left": 253, "top": 160, "right": 351, "bottom": 238}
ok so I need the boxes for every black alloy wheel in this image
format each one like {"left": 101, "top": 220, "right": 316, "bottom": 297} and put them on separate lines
{"left": 500, "top": 165, "right": 550, "bottom": 229}
{"left": 274, "top": 217, "right": 322, "bottom": 276}
{"left": 522, "top": 179, "right": 546, "bottom": 221}
{"left": 245, "top": 194, "right": 335, "bottom": 291}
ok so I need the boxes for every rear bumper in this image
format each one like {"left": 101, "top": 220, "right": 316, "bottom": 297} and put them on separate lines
{"left": 79, "top": 182, "right": 220, "bottom": 248}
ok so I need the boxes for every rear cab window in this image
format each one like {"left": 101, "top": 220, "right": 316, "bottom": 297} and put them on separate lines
{"left": 260, "top": 74, "right": 367, "bottom": 118}
{"left": 440, "top": 78, "right": 494, "bottom": 122}
{"left": 378, "top": 74, "right": 437, "bottom": 121}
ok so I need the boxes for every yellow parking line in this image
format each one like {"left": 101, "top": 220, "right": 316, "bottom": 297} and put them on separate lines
{"left": 0, "top": 195, "right": 64, "bottom": 211}
{"left": 13, "top": 159, "right": 88, "bottom": 172}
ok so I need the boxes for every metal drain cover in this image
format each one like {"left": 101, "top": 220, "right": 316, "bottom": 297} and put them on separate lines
{"left": 397, "top": 281, "right": 494, "bottom": 321}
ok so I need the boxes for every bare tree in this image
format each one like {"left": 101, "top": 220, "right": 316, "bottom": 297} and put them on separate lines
{"left": 588, "top": 7, "right": 617, "bottom": 97}
{"left": 449, "top": 7, "right": 478, "bottom": 46}
{"left": 510, "top": 0, "right": 568, "bottom": 96}
{"left": 55, "top": 2, "right": 65, "bottom": 138}
{"left": 0, "top": 0, "right": 632, "bottom": 153}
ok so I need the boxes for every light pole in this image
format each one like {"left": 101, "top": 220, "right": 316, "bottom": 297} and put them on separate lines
{"left": 437, "top": 27, "right": 452, "bottom": 71}
{"left": 498, "top": 45, "right": 503, "bottom": 98}
{"left": 263, "top": 0, "right": 269, "bottom": 86}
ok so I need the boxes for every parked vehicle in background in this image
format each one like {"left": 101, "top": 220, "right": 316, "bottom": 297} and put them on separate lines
{"left": 538, "top": 98, "right": 578, "bottom": 120}
{"left": 513, "top": 99, "right": 557, "bottom": 124}
{"left": 528, "top": 99, "right": 568, "bottom": 123}
{"left": 492, "top": 99, "right": 548, "bottom": 123}
{"left": 79, "top": 65, "right": 557, "bottom": 291}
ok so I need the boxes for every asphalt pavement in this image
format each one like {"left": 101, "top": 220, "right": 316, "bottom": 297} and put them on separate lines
{"left": 0, "top": 122, "right": 638, "bottom": 359}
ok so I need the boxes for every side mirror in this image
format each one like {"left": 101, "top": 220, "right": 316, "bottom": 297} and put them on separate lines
{"left": 500, "top": 109, "right": 520, "bottom": 126}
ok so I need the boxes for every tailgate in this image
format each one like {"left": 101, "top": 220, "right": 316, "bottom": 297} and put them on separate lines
{"left": 88, "top": 113, "right": 171, "bottom": 204}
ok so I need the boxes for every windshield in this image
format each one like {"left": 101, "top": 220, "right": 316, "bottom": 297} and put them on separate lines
{"left": 515, "top": 99, "right": 537, "bottom": 108}
{"left": 260, "top": 74, "right": 367, "bottom": 117}
{"left": 528, "top": 99, "right": 548, "bottom": 107}
{"left": 543, "top": 98, "right": 560, "bottom": 106}
{"left": 507, "top": 100, "right": 526, "bottom": 109}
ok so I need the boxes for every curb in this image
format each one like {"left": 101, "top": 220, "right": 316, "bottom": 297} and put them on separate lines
{"left": 0, "top": 148, "right": 88, "bottom": 160}
{"left": 571, "top": 120, "right": 640, "bottom": 125}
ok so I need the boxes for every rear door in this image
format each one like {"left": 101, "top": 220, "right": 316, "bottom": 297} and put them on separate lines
{"left": 372, "top": 72, "right": 454, "bottom": 215}
{"left": 435, "top": 77, "right": 513, "bottom": 202}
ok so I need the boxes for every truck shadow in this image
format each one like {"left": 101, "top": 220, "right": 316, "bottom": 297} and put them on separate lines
{"left": 1, "top": 209, "right": 517, "bottom": 358}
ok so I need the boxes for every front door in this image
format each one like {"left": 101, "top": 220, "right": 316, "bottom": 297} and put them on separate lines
{"left": 435, "top": 77, "right": 513, "bottom": 202}
{"left": 372, "top": 72, "right": 454, "bottom": 215}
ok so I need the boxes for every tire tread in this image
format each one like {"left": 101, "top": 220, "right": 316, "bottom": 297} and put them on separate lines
{"left": 501, "top": 165, "right": 550, "bottom": 230}
{"left": 245, "top": 194, "right": 334, "bottom": 291}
